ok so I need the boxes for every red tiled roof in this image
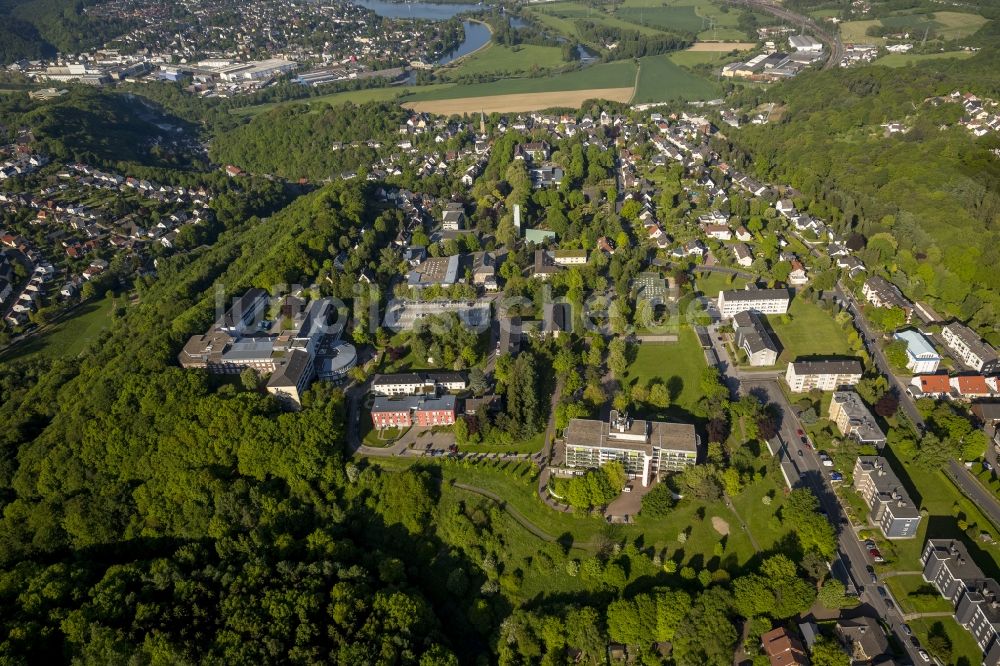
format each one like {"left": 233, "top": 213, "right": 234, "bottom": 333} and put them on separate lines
{"left": 955, "top": 375, "right": 991, "bottom": 395}
{"left": 919, "top": 375, "right": 951, "bottom": 394}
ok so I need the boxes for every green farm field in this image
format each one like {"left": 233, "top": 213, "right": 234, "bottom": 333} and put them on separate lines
{"left": 443, "top": 43, "right": 567, "bottom": 79}
{"left": 405, "top": 61, "right": 638, "bottom": 101}
{"left": 632, "top": 54, "right": 721, "bottom": 103}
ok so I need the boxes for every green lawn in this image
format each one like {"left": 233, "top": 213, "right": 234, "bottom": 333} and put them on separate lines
{"left": 370, "top": 451, "right": 790, "bottom": 572}
{"left": 694, "top": 271, "right": 747, "bottom": 300}
{"left": 883, "top": 574, "right": 954, "bottom": 613}
{"left": 840, "top": 19, "right": 883, "bottom": 44}
{"left": 404, "top": 61, "right": 638, "bottom": 101}
{"left": 0, "top": 297, "right": 115, "bottom": 363}
{"left": 444, "top": 43, "right": 568, "bottom": 79}
{"left": 875, "top": 446, "right": 1000, "bottom": 579}
{"left": 931, "top": 11, "right": 990, "bottom": 39}
{"left": 769, "top": 298, "right": 853, "bottom": 364}
{"left": 632, "top": 54, "right": 722, "bottom": 103}
{"left": 622, "top": 326, "right": 708, "bottom": 414}
{"left": 459, "top": 431, "right": 546, "bottom": 454}
{"left": 876, "top": 51, "right": 977, "bottom": 67}
{"left": 908, "top": 616, "right": 983, "bottom": 666}
{"left": 615, "top": 5, "right": 705, "bottom": 33}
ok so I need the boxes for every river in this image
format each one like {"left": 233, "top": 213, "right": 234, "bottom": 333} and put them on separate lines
{"left": 352, "top": 0, "right": 492, "bottom": 65}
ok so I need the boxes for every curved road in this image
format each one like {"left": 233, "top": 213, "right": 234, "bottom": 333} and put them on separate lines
{"left": 726, "top": 0, "right": 844, "bottom": 70}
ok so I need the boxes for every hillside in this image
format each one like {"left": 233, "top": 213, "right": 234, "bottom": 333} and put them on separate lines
{"left": 726, "top": 51, "right": 1000, "bottom": 339}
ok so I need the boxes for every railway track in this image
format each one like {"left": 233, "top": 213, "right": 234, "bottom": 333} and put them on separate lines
{"left": 725, "top": 0, "right": 845, "bottom": 70}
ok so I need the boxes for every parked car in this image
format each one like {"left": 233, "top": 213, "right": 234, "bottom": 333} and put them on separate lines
{"left": 870, "top": 571, "right": 878, "bottom": 584}
{"left": 901, "top": 624, "right": 912, "bottom": 636}
{"left": 797, "top": 449, "right": 803, "bottom": 457}
{"left": 864, "top": 539, "right": 877, "bottom": 549}
{"left": 830, "top": 471, "right": 844, "bottom": 482}
{"left": 870, "top": 548, "right": 885, "bottom": 563}
{"left": 796, "top": 428, "right": 805, "bottom": 437}
{"left": 917, "top": 648, "right": 930, "bottom": 662}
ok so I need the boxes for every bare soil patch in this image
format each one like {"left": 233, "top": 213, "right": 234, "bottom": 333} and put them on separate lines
{"left": 404, "top": 87, "right": 634, "bottom": 114}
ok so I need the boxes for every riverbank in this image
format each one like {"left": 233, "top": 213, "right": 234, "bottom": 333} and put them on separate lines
{"left": 435, "top": 18, "right": 495, "bottom": 69}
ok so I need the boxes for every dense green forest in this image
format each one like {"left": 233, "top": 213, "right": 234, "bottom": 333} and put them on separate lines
{"left": 209, "top": 102, "right": 410, "bottom": 181}
{"left": 0, "top": 0, "right": 131, "bottom": 63}
{"left": 725, "top": 50, "right": 1000, "bottom": 340}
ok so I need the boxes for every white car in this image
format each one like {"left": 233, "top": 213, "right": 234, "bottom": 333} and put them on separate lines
{"left": 917, "top": 648, "right": 930, "bottom": 663}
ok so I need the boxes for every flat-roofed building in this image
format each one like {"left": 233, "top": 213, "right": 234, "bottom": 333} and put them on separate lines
{"left": 718, "top": 287, "right": 790, "bottom": 318}
{"left": 785, "top": 359, "right": 863, "bottom": 392}
{"left": 563, "top": 410, "right": 699, "bottom": 486}
{"left": 733, "top": 310, "right": 779, "bottom": 366}
{"left": 943, "top": 322, "right": 1000, "bottom": 373}
{"left": 830, "top": 390, "right": 886, "bottom": 446}
{"left": 853, "top": 456, "right": 921, "bottom": 538}
{"left": 894, "top": 329, "right": 941, "bottom": 374}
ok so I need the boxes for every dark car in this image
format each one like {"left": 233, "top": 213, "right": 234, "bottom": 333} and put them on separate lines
{"left": 797, "top": 450, "right": 804, "bottom": 457}
{"left": 796, "top": 428, "right": 804, "bottom": 437}
{"left": 870, "top": 572, "right": 878, "bottom": 584}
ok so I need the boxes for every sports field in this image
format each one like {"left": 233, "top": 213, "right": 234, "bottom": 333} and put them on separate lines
{"left": 632, "top": 54, "right": 721, "bottom": 103}
{"left": 404, "top": 87, "right": 634, "bottom": 114}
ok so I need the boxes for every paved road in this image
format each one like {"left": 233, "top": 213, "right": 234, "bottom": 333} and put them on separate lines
{"left": 835, "top": 282, "right": 926, "bottom": 431}
{"left": 739, "top": 376, "right": 924, "bottom": 664}
{"left": 947, "top": 460, "right": 1000, "bottom": 530}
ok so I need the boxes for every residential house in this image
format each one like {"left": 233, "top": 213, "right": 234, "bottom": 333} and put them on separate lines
{"left": 862, "top": 276, "right": 913, "bottom": 321}
{"left": 853, "top": 456, "right": 922, "bottom": 538}
{"left": 921, "top": 539, "right": 1000, "bottom": 665}
{"left": 718, "top": 288, "right": 791, "bottom": 318}
{"left": 836, "top": 617, "right": 890, "bottom": 664}
{"left": 910, "top": 374, "right": 953, "bottom": 398}
{"left": 532, "top": 250, "right": 561, "bottom": 280}
{"left": 951, "top": 375, "right": 994, "bottom": 400}
{"left": 788, "top": 259, "right": 808, "bottom": 286}
{"left": 785, "top": 359, "right": 863, "bottom": 392}
{"left": 760, "top": 627, "right": 809, "bottom": 666}
{"left": 552, "top": 249, "right": 588, "bottom": 266}
{"left": 830, "top": 390, "right": 886, "bottom": 446}
{"left": 733, "top": 242, "right": 753, "bottom": 267}
{"left": 733, "top": 310, "right": 779, "bottom": 367}
{"left": 942, "top": 322, "right": 999, "bottom": 373}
